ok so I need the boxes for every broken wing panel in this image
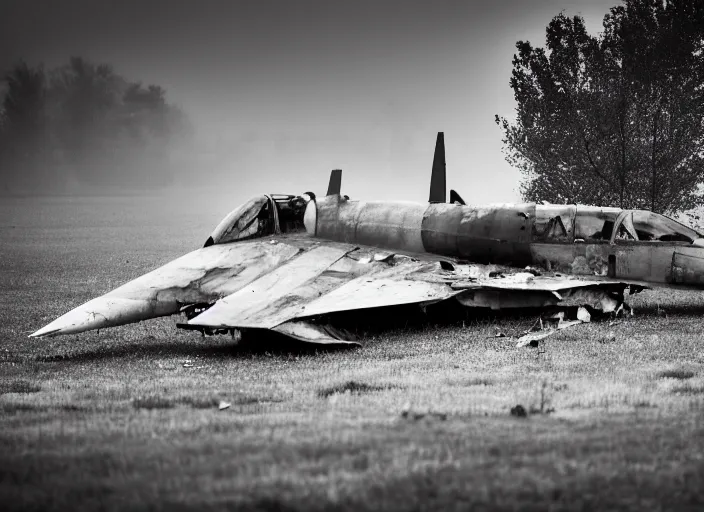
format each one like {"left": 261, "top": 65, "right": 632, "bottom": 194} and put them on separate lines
{"left": 273, "top": 321, "right": 361, "bottom": 345}
{"left": 471, "top": 275, "right": 614, "bottom": 292}
{"left": 107, "top": 240, "right": 303, "bottom": 303}
{"left": 186, "top": 245, "right": 351, "bottom": 329}
{"left": 30, "top": 239, "right": 308, "bottom": 337}
{"left": 298, "top": 275, "right": 459, "bottom": 318}
{"left": 186, "top": 252, "right": 460, "bottom": 330}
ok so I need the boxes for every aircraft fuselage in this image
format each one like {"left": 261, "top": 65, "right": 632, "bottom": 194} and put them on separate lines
{"left": 308, "top": 195, "right": 704, "bottom": 287}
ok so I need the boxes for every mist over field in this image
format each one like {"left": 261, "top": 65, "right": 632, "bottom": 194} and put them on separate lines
{"left": 1, "top": 0, "right": 620, "bottom": 208}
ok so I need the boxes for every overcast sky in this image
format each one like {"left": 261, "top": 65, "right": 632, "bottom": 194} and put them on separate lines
{"left": 2, "top": 0, "right": 620, "bottom": 207}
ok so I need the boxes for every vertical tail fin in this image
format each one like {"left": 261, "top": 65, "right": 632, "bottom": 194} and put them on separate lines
{"left": 326, "top": 169, "right": 342, "bottom": 196}
{"left": 428, "top": 132, "right": 446, "bottom": 203}
{"left": 449, "top": 189, "right": 466, "bottom": 205}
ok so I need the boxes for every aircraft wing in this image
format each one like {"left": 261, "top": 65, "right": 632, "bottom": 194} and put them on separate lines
{"left": 183, "top": 239, "right": 462, "bottom": 344}
{"left": 31, "top": 234, "right": 642, "bottom": 345}
{"left": 182, "top": 237, "right": 640, "bottom": 344}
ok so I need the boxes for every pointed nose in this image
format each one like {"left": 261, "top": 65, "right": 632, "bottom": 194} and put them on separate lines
{"left": 29, "top": 296, "right": 177, "bottom": 338}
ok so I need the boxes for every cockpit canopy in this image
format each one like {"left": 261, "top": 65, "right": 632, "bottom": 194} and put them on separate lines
{"left": 205, "top": 194, "right": 309, "bottom": 246}
{"left": 534, "top": 204, "right": 703, "bottom": 244}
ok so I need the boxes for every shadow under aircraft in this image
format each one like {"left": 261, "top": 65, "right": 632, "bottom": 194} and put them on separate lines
{"left": 32, "top": 133, "right": 704, "bottom": 345}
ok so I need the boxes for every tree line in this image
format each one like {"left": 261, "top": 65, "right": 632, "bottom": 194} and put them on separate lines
{"left": 0, "top": 57, "right": 192, "bottom": 195}
{"left": 497, "top": 0, "right": 704, "bottom": 214}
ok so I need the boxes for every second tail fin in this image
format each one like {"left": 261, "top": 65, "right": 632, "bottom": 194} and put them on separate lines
{"left": 326, "top": 169, "right": 342, "bottom": 196}
{"left": 428, "top": 132, "right": 446, "bottom": 203}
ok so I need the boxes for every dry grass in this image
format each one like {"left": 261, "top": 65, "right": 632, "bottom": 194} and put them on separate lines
{"left": 3, "top": 196, "right": 704, "bottom": 511}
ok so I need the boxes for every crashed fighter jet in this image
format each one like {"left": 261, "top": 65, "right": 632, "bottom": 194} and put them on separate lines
{"left": 32, "top": 133, "right": 704, "bottom": 344}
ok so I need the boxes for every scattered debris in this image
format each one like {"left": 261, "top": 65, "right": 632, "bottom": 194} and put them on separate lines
{"left": 576, "top": 306, "right": 591, "bottom": 323}
{"left": 373, "top": 252, "right": 395, "bottom": 262}
{"left": 600, "top": 331, "right": 617, "bottom": 343}
{"left": 400, "top": 402, "right": 447, "bottom": 421}
{"left": 218, "top": 401, "right": 231, "bottom": 410}
{"left": 510, "top": 404, "right": 527, "bottom": 418}
{"left": 318, "top": 380, "right": 398, "bottom": 398}
{"left": 657, "top": 369, "right": 695, "bottom": 380}
{"left": 516, "top": 306, "right": 595, "bottom": 347}
{"left": 516, "top": 329, "right": 555, "bottom": 348}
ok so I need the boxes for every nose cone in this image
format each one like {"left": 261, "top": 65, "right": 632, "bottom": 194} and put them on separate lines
{"left": 29, "top": 296, "right": 175, "bottom": 338}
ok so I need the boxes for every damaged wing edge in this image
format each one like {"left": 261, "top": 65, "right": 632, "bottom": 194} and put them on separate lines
{"left": 273, "top": 320, "right": 361, "bottom": 346}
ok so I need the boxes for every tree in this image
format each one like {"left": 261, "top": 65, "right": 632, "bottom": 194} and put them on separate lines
{"left": 118, "top": 82, "right": 188, "bottom": 186}
{"left": 0, "top": 61, "right": 49, "bottom": 191}
{"left": 496, "top": 0, "right": 704, "bottom": 214}
{"left": 50, "top": 57, "right": 125, "bottom": 185}
{"left": 0, "top": 56, "right": 193, "bottom": 193}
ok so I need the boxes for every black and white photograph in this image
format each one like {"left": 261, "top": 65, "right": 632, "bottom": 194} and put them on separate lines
{"left": 1, "top": 0, "right": 704, "bottom": 510}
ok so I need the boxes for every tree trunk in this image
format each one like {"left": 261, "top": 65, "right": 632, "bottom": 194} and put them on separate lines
{"left": 650, "top": 111, "right": 659, "bottom": 212}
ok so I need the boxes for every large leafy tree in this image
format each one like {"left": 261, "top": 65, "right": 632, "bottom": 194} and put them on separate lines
{"left": 496, "top": 0, "right": 704, "bottom": 214}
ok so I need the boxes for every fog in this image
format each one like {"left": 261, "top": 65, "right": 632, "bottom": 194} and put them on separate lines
{"left": 1, "top": 0, "right": 618, "bottom": 215}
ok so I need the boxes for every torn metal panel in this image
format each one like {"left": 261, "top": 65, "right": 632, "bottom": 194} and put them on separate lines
{"left": 456, "top": 289, "right": 559, "bottom": 310}
{"left": 273, "top": 321, "right": 361, "bottom": 345}
{"left": 515, "top": 329, "right": 558, "bottom": 348}
{"left": 556, "top": 287, "right": 623, "bottom": 313}
{"left": 530, "top": 243, "right": 611, "bottom": 276}
{"left": 186, "top": 248, "right": 434, "bottom": 330}
{"left": 186, "top": 245, "right": 350, "bottom": 329}
{"left": 299, "top": 268, "right": 461, "bottom": 318}
{"left": 515, "top": 307, "right": 591, "bottom": 347}
{"left": 466, "top": 274, "right": 617, "bottom": 293}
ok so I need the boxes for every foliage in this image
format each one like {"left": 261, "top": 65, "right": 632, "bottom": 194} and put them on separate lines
{"left": 0, "top": 57, "right": 192, "bottom": 194}
{"left": 496, "top": 0, "right": 704, "bottom": 214}
{"left": 0, "top": 62, "right": 49, "bottom": 192}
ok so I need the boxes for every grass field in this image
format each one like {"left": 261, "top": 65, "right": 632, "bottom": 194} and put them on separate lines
{"left": 2, "top": 195, "right": 704, "bottom": 511}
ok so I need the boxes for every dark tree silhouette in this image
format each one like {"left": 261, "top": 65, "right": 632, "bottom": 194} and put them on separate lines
{"left": 0, "top": 61, "right": 49, "bottom": 191}
{"left": 496, "top": 0, "right": 704, "bottom": 214}
{"left": 0, "top": 56, "right": 192, "bottom": 194}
